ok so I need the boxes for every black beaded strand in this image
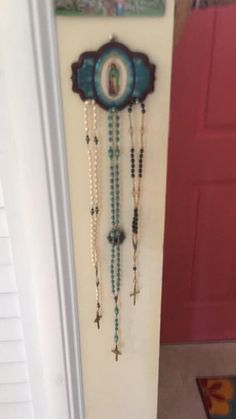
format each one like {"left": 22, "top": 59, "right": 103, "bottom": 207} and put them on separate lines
{"left": 128, "top": 100, "right": 146, "bottom": 305}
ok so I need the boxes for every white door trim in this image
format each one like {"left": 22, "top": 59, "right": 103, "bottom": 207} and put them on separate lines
{"left": 0, "top": 1, "right": 85, "bottom": 418}
{"left": 28, "top": 1, "right": 85, "bottom": 417}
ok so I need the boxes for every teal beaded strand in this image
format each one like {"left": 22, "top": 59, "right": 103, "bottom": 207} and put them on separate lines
{"left": 107, "top": 109, "right": 124, "bottom": 361}
{"left": 115, "top": 111, "right": 121, "bottom": 353}
{"left": 108, "top": 109, "right": 116, "bottom": 296}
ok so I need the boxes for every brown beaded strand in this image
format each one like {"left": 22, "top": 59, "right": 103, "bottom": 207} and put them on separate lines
{"left": 128, "top": 100, "right": 145, "bottom": 305}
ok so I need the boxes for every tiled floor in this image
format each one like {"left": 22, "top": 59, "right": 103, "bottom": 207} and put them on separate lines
{"left": 157, "top": 343, "right": 236, "bottom": 419}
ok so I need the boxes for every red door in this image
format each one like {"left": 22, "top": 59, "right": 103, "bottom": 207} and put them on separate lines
{"left": 161, "top": 6, "right": 236, "bottom": 343}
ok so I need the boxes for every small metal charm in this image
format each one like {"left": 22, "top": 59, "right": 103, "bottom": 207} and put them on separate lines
{"left": 107, "top": 227, "right": 125, "bottom": 246}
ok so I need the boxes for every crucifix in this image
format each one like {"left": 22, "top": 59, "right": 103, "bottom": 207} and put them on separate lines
{"left": 94, "top": 311, "right": 102, "bottom": 329}
{"left": 130, "top": 284, "right": 140, "bottom": 306}
{"left": 112, "top": 345, "right": 122, "bottom": 362}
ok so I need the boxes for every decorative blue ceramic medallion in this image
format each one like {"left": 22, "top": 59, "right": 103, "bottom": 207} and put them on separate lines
{"left": 71, "top": 41, "right": 156, "bottom": 110}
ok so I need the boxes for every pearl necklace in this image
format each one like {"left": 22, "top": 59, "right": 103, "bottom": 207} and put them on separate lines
{"left": 128, "top": 100, "right": 146, "bottom": 305}
{"left": 84, "top": 100, "right": 102, "bottom": 329}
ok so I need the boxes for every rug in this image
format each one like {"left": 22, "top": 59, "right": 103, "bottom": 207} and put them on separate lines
{"left": 197, "top": 377, "right": 236, "bottom": 419}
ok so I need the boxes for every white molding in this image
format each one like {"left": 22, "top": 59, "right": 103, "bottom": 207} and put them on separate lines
{"left": 0, "top": 0, "right": 85, "bottom": 418}
{"left": 28, "top": 1, "right": 85, "bottom": 418}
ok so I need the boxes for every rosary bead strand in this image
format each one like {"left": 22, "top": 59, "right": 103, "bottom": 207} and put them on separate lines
{"left": 92, "top": 100, "right": 103, "bottom": 328}
{"left": 128, "top": 100, "right": 146, "bottom": 305}
{"left": 107, "top": 109, "right": 124, "bottom": 361}
{"left": 84, "top": 100, "right": 102, "bottom": 329}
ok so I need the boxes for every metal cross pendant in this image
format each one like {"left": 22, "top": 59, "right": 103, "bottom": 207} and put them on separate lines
{"left": 94, "top": 311, "right": 102, "bottom": 329}
{"left": 130, "top": 284, "right": 140, "bottom": 306}
{"left": 112, "top": 345, "right": 122, "bottom": 361}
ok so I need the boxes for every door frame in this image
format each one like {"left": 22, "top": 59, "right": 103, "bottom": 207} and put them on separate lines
{"left": 0, "top": 0, "right": 85, "bottom": 418}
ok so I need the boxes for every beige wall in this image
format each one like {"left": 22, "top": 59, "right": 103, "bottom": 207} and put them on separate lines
{"left": 56, "top": 4, "right": 174, "bottom": 418}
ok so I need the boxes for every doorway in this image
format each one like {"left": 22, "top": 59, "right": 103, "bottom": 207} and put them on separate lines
{"left": 158, "top": 4, "right": 236, "bottom": 418}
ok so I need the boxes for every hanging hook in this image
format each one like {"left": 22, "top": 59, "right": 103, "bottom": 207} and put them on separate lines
{"left": 109, "top": 34, "right": 117, "bottom": 42}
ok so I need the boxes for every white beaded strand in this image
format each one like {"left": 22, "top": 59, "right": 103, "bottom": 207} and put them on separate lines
{"left": 85, "top": 102, "right": 96, "bottom": 267}
{"left": 92, "top": 100, "right": 102, "bottom": 315}
{"left": 84, "top": 100, "right": 102, "bottom": 329}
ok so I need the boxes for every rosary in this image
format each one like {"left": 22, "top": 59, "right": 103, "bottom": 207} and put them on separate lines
{"left": 84, "top": 100, "right": 102, "bottom": 329}
{"left": 72, "top": 38, "right": 155, "bottom": 361}
{"left": 128, "top": 100, "right": 146, "bottom": 306}
{"left": 107, "top": 108, "right": 124, "bottom": 360}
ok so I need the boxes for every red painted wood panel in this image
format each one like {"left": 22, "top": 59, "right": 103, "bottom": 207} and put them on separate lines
{"left": 161, "top": 6, "right": 236, "bottom": 343}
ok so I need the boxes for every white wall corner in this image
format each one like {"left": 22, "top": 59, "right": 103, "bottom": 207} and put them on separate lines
{"left": 0, "top": 1, "right": 85, "bottom": 418}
